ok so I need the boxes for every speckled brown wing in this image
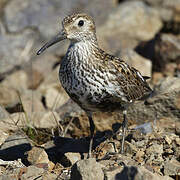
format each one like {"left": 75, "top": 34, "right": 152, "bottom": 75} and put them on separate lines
{"left": 109, "top": 58, "right": 152, "bottom": 102}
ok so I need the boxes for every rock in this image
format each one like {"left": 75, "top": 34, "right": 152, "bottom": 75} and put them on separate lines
{"left": 156, "top": 0, "right": 180, "bottom": 23}
{"left": 71, "top": 158, "right": 104, "bottom": 180}
{"left": 27, "top": 69, "right": 44, "bottom": 90}
{"left": 133, "top": 139, "right": 148, "bottom": 149}
{"left": 164, "top": 63, "right": 177, "bottom": 77}
{"left": 0, "top": 130, "right": 9, "bottom": 146}
{"left": 0, "top": 162, "right": 57, "bottom": 179}
{"left": 20, "top": 165, "right": 45, "bottom": 180}
{"left": 0, "top": 27, "right": 37, "bottom": 74}
{"left": 152, "top": 72, "right": 164, "bottom": 84}
{"left": 0, "top": 132, "right": 31, "bottom": 161}
{"left": 164, "top": 134, "right": 172, "bottom": 145}
{"left": 3, "top": 0, "right": 115, "bottom": 61}
{"left": 125, "top": 141, "right": 138, "bottom": 154}
{"left": 0, "top": 175, "right": 15, "bottom": 180}
{"left": 164, "top": 159, "right": 180, "bottom": 176}
{"left": 44, "top": 84, "right": 69, "bottom": 110}
{"left": 4, "top": 0, "right": 64, "bottom": 37}
{"left": 0, "top": 0, "right": 7, "bottom": 13}
{"left": 38, "top": 67, "right": 60, "bottom": 89}
{"left": 27, "top": 147, "right": 54, "bottom": 171}
{"left": 0, "top": 85, "right": 19, "bottom": 108}
{"left": 27, "top": 147, "right": 49, "bottom": 164}
{"left": 154, "top": 34, "right": 180, "bottom": 73}
{"left": 38, "top": 67, "right": 69, "bottom": 110}
{"left": 104, "top": 165, "right": 173, "bottom": 180}
{"left": 175, "top": 147, "right": 180, "bottom": 159}
{"left": 98, "top": 1, "right": 162, "bottom": 52}
{"left": 0, "top": 159, "right": 24, "bottom": 168}
{"left": 0, "top": 112, "right": 26, "bottom": 132}
{"left": 175, "top": 137, "right": 180, "bottom": 146}
{"left": 0, "top": 106, "right": 9, "bottom": 119}
{"left": 31, "top": 111, "right": 60, "bottom": 129}
{"left": 20, "top": 90, "right": 45, "bottom": 115}
{"left": 4, "top": 0, "right": 114, "bottom": 38}
{"left": 40, "top": 172, "right": 58, "bottom": 180}
{"left": 129, "top": 0, "right": 180, "bottom": 23}
{"left": 95, "top": 140, "right": 119, "bottom": 159}
{"left": 0, "top": 111, "right": 60, "bottom": 131}
{"left": 127, "top": 77, "right": 180, "bottom": 124}
{"left": 135, "top": 150, "right": 145, "bottom": 164}
{"left": 63, "top": 152, "right": 81, "bottom": 166}
{"left": 134, "top": 122, "right": 153, "bottom": 134}
{"left": 32, "top": 54, "right": 59, "bottom": 80}
{"left": 146, "top": 143, "right": 163, "bottom": 155}
{"left": 1, "top": 70, "right": 28, "bottom": 91}
{"left": 104, "top": 166, "right": 123, "bottom": 180}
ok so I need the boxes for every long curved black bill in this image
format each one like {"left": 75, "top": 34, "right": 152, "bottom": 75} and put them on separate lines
{"left": 37, "top": 30, "right": 66, "bottom": 55}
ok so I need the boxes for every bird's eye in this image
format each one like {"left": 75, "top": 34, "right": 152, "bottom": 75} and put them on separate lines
{"left": 78, "top": 20, "right": 84, "bottom": 27}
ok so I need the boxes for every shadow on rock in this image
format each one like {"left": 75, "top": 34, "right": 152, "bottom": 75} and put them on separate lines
{"left": 115, "top": 166, "right": 138, "bottom": 180}
{"left": 0, "top": 143, "right": 31, "bottom": 165}
{"left": 46, "top": 129, "right": 114, "bottom": 165}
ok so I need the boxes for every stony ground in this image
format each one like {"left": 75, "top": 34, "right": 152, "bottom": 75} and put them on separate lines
{"left": 0, "top": 0, "right": 180, "bottom": 179}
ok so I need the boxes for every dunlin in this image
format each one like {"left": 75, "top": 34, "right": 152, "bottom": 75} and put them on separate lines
{"left": 37, "top": 13, "right": 152, "bottom": 157}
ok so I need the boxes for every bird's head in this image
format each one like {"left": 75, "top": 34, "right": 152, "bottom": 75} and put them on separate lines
{"left": 37, "top": 13, "right": 96, "bottom": 55}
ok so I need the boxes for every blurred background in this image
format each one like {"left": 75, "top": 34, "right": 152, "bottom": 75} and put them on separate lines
{"left": 0, "top": 0, "right": 180, "bottom": 178}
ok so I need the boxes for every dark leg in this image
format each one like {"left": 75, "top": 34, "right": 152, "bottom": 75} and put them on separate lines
{"left": 87, "top": 114, "right": 95, "bottom": 158}
{"left": 121, "top": 110, "right": 128, "bottom": 154}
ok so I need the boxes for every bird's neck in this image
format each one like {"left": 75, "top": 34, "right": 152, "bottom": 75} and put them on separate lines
{"left": 67, "top": 39, "right": 99, "bottom": 63}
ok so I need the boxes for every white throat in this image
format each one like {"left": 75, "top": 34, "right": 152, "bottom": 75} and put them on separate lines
{"left": 67, "top": 41, "right": 93, "bottom": 63}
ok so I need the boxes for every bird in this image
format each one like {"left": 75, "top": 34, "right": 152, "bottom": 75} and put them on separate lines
{"left": 37, "top": 13, "right": 152, "bottom": 157}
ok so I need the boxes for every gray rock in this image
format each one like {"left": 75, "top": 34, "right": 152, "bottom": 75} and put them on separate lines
{"left": 164, "top": 159, "right": 180, "bottom": 176}
{"left": 127, "top": 77, "right": 180, "bottom": 124}
{"left": 0, "top": 28, "right": 37, "bottom": 74}
{"left": 44, "top": 84, "right": 69, "bottom": 110}
{"left": 41, "top": 172, "right": 58, "bottom": 180}
{"left": 0, "top": 175, "right": 15, "bottom": 180}
{"left": 98, "top": 1, "right": 162, "bottom": 52}
{"left": 104, "top": 165, "right": 173, "bottom": 180}
{"left": 134, "top": 122, "right": 153, "bottom": 134}
{"left": 0, "top": 106, "right": 9, "bottom": 119}
{"left": 0, "top": 158, "right": 25, "bottom": 168}
{"left": 3, "top": 0, "right": 115, "bottom": 59}
{"left": 0, "top": 130, "right": 9, "bottom": 146}
{"left": 4, "top": 0, "right": 114, "bottom": 38}
{"left": 21, "top": 165, "right": 45, "bottom": 180}
{"left": 71, "top": 158, "right": 104, "bottom": 180}
{"left": 4, "top": 0, "right": 68, "bottom": 37}
{"left": 31, "top": 111, "right": 60, "bottom": 129}
{"left": 1, "top": 70, "right": 28, "bottom": 91}
{"left": 38, "top": 66, "right": 70, "bottom": 110}
{"left": 146, "top": 143, "right": 163, "bottom": 155}
{"left": 0, "top": 112, "right": 26, "bottom": 132}
{"left": 0, "top": 85, "right": 19, "bottom": 108}
{"left": 20, "top": 90, "right": 45, "bottom": 115}
{"left": 0, "top": 111, "right": 60, "bottom": 131}
{"left": 32, "top": 54, "right": 59, "bottom": 80}
{"left": 128, "top": 0, "right": 180, "bottom": 22}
